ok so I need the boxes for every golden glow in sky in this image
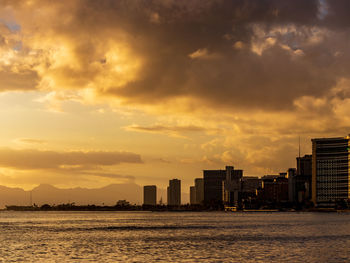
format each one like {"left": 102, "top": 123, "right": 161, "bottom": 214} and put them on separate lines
{"left": 1, "top": 0, "right": 350, "bottom": 195}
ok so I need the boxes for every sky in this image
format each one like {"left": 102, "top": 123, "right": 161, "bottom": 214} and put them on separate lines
{"left": 1, "top": 0, "right": 350, "bottom": 192}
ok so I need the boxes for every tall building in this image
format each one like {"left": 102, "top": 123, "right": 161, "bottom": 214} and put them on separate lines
{"left": 143, "top": 185, "right": 157, "bottom": 206}
{"left": 190, "top": 186, "right": 196, "bottom": 205}
{"left": 288, "top": 168, "right": 297, "bottom": 203}
{"left": 194, "top": 178, "right": 204, "bottom": 205}
{"left": 312, "top": 136, "right": 350, "bottom": 205}
{"left": 203, "top": 166, "right": 243, "bottom": 206}
{"left": 203, "top": 169, "right": 226, "bottom": 205}
{"left": 167, "top": 179, "right": 181, "bottom": 206}
{"left": 297, "top": 154, "right": 312, "bottom": 200}
{"left": 223, "top": 166, "right": 243, "bottom": 206}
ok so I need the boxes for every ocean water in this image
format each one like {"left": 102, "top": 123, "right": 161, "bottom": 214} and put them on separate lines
{"left": 0, "top": 211, "right": 349, "bottom": 262}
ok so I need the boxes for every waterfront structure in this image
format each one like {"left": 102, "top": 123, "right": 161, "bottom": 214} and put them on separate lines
{"left": 288, "top": 168, "right": 297, "bottom": 203}
{"left": 203, "top": 166, "right": 243, "bottom": 206}
{"left": 167, "top": 179, "right": 181, "bottom": 205}
{"left": 190, "top": 186, "right": 196, "bottom": 205}
{"left": 143, "top": 185, "right": 157, "bottom": 206}
{"left": 203, "top": 168, "right": 226, "bottom": 205}
{"left": 194, "top": 178, "right": 204, "bottom": 205}
{"left": 258, "top": 174, "right": 289, "bottom": 203}
{"left": 242, "top": 176, "right": 261, "bottom": 199}
{"left": 223, "top": 166, "right": 243, "bottom": 206}
{"left": 297, "top": 154, "right": 312, "bottom": 200}
{"left": 312, "top": 136, "right": 350, "bottom": 206}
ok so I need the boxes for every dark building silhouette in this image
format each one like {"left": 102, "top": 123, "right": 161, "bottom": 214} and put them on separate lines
{"left": 297, "top": 154, "right": 312, "bottom": 200}
{"left": 242, "top": 176, "right": 261, "bottom": 199}
{"left": 312, "top": 136, "right": 350, "bottom": 206}
{"left": 223, "top": 166, "right": 243, "bottom": 206}
{"left": 194, "top": 178, "right": 204, "bottom": 205}
{"left": 204, "top": 166, "right": 243, "bottom": 206}
{"left": 143, "top": 185, "right": 157, "bottom": 206}
{"left": 167, "top": 179, "right": 181, "bottom": 206}
{"left": 258, "top": 174, "right": 289, "bottom": 204}
{"left": 203, "top": 169, "right": 226, "bottom": 205}
{"left": 190, "top": 186, "right": 196, "bottom": 205}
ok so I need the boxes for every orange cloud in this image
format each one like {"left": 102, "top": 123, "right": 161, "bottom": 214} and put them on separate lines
{"left": 0, "top": 148, "right": 142, "bottom": 170}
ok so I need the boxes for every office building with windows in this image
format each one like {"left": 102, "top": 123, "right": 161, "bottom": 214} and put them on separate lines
{"left": 312, "top": 136, "right": 350, "bottom": 206}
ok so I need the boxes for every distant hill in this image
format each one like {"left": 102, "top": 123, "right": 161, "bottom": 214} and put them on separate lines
{"left": 0, "top": 184, "right": 189, "bottom": 208}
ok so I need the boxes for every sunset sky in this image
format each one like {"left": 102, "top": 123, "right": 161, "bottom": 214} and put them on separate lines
{"left": 1, "top": 0, "right": 350, "bottom": 192}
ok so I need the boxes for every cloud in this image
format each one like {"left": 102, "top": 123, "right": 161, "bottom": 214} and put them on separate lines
{"left": 0, "top": 148, "right": 142, "bottom": 170}
{"left": 0, "top": 0, "right": 342, "bottom": 111}
{"left": 14, "top": 138, "right": 46, "bottom": 145}
{"left": 124, "top": 124, "right": 217, "bottom": 138}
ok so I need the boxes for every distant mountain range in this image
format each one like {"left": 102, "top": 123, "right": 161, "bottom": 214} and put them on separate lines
{"left": 0, "top": 184, "right": 189, "bottom": 208}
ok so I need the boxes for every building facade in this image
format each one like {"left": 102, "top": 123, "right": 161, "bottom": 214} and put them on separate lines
{"left": 167, "top": 179, "right": 181, "bottom": 206}
{"left": 203, "top": 166, "right": 243, "bottom": 206}
{"left": 312, "top": 136, "right": 350, "bottom": 205}
{"left": 190, "top": 186, "right": 196, "bottom": 205}
{"left": 194, "top": 178, "right": 204, "bottom": 205}
{"left": 258, "top": 174, "right": 289, "bottom": 203}
{"left": 143, "top": 185, "right": 157, "bottom": 206}
{"left": 297, "top": 154, "right": 312, "bottom": 200}
{"left": 203, "top": 169, "right": 226, "bottom": 205}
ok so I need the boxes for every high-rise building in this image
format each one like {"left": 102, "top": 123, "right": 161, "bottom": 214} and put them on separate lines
{"left": 312, "top": 136, "right": 350, "bottom": 205}
{"left": 190, "top": 186, "right": 196, "bottom": 205}
{"left": 143, "top": 185, "right": 157, "bottom": 206}
{"left": 194, "top": 178, "right": 204, "bottom": 205}
{"left": 203, "top": 166, "right": 243, "bottom": 206}
{"left": 297, "top": 154, "right": 312, "bottom": 200}
{"left": 203, "top": 169, "right": 226, "bottom": 205}
{"left": 223, "top": 166, "right": 243, "bottom": 205}
{"left": 167, "top": 179, "right": 181, "bottom": 206}
{"left": 288, "top": 168, "right": 297, "bottom": 203}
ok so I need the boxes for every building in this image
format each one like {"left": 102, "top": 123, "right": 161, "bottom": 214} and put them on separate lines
{"left": 143, "top": 185, "right": 157, "bottom": 206}
{"left": 167, "top": 179, "right": 181, "bottom": 206}
{"left": 242, "top": 176, "right": 261, "bottom": 199}
{"left": 297, "top": 154, "right": 312, "bottom": 200}
{"left": 190, "top": 186, "right": 196, "bottom": 205}
{"left": 203, "top": 166, "right": 243, "bottom": 206}
{"left": 312, "top": 136, "right": 350, "bottom": 206}
{"left": 288, "top": 168, "right": 297, "bottom": 203}
{"left": 223, "top": 166, "right": 243, "bottom": 206}
{"left": 203, "top": 169, "right": 226, "bottom": 205}
{"left": 258, "top": 174, "right": 289, "bottom": 203}
{"left": 194, "top": 178, "right": 204, "bottom": 205}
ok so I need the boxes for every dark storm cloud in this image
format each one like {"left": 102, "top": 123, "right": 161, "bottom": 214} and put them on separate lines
{"left": 3, "top": 0, "right": 350, "bottom": 110}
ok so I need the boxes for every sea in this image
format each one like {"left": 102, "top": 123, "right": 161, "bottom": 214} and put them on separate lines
{"left": 0, "top": 211, "right": 349, "bottom": 262}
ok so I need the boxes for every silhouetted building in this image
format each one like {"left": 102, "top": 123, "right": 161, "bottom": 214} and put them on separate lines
{"left": 203, "top": 169, "right": 226, "bottom": 205}
{"left": 204, "top": 166, "right": 243, "bottom": 206}
{"left": 194, "top": 178, "right": 204, "bottom": 205}
{"left": 288, "top": 168, "right": 297, "bottom": 203}
{"left": 167, "top": 179, "right": 181, "bottom": 205}
{"left": 312, "top": 136, "right": 350, "bottom": 206}
{"left": 223, "top": 166, "right": 243, "bottom": 206}
{"left": 258, "top": 174, "right": 289, "bottom": 203}
{"left": 297, "top": 154, "right": 312, "bottom": 200}
{"left": 242, "top": 176, "right": 261, "bottom": 199}
{"left": 143, "top": 185, "right": 157, "bottom": 206}
{"left": 190, "top": 186, "right": 196, "bottom": 205}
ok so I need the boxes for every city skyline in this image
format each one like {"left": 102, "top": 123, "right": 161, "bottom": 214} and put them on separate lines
{"left": 2, "top": 1, "right": 350, "bottom": 193}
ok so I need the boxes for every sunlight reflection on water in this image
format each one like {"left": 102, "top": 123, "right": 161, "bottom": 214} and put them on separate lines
{"left": 0, "top": 211, "right": 349, "bottom": 262}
